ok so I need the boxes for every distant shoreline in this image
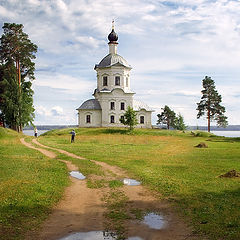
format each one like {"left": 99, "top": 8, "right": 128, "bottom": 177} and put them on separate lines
{"left": 23, "top": 125, "right": 240, "bottom": 131}
{"left": 23, "top": 125, "right": 78, "bottom": 130}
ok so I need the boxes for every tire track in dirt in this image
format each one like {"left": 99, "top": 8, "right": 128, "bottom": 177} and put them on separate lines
{"left": 22, "top": 138, "right": 201, "bottom": 240}
{"left": 21, "top": 138, "right": 106, "bottom": 240}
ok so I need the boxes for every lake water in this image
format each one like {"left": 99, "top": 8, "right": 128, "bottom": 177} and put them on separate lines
{"left": 211, "top": 131, "right": 240, "bottom": 138}
{"left": 23, "top": 129, "right": 48, "bottom": 136}
{"left": 22, "top": 130, "right": 240, "bottom": 138}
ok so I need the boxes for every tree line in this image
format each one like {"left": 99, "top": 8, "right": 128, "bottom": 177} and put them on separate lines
{"left": 156, "top": 76, "right": 228, "bottom": 132}
{"left": 121, "top": 76, "right": 228, "bottom": 132}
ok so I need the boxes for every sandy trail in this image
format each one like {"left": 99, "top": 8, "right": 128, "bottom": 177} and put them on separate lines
{"left": 21, "top": 138, "right": 105, "bottom": 240}
{"left": 21, "top": 138, "right": 200, "bottom": 240}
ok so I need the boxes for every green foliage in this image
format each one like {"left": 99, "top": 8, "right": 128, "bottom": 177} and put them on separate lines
{"left": 0, "top": 63, "right": 35, "bottom": 129}
{"left": 0, "top": 23, "right": 37, "bottom": 80}
{"left": 157, "top": 105, "right": 176, "bottom": 129}
{"left": 119, "top": 106, "right": 138, "bottom": 130}
{"left": 173, "top": 113, "right": 187, "bottom": 130}
{"left": 196, "top": 76, "right": 228, "bottom": 132}
{"left": 0, "top": 23, "right": 37, "bottom": 131}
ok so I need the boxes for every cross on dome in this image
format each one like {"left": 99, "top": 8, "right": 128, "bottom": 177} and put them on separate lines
{"left": 108, "top": 20, "right": 118, "bottom": 43}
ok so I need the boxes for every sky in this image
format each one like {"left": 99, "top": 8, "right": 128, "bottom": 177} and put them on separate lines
{"left": 0, "top": 0, "right": 239, "bottom": 126}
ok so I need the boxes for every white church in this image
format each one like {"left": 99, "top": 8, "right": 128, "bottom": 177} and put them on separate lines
{"left": 77, "top": 24, "right": 153, "bottom": 128}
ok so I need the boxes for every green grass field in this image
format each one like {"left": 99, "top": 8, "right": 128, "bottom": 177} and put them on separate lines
{"left": 38, "top": 127, "right": 240, "bottom": 240}
{"left": 0, "top": 127, "right": 69, "bottom": 240}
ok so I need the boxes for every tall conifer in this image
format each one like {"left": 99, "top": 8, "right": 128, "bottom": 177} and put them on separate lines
{"left": 0, "top": 23, "right": 37, "bottom": 131}
{"left": 196, "top": 76, "right": 228, "bottom": 132}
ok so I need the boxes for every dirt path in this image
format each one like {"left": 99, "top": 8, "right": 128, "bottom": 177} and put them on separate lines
{"left": 21, "top": 138, "right": 200, "bottom": 240}
{"left": 21, "top": 138, "right": 105, "bottom": 240}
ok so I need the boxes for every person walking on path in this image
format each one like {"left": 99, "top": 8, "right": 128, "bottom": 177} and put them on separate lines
{"left": 70, "top": 129, "right": 76, "bottom": 143}
{"left": 34, "top": 128, "right": 38, "bottom": 138}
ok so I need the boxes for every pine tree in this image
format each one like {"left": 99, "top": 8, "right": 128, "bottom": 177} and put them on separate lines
{"left": 157, "top": 105, "right": 176, "bottom": 129}
{"left": 173, "top": 113, "right": 187, "bottom": 130}
{"left": 120, "top": 106, "right": 138, "bottom": 130}
{"left": 196, "top": 76, "right": 228, "bottom": 132}
{"left": 0, "top": 23, "right": 37, "bottom": 131}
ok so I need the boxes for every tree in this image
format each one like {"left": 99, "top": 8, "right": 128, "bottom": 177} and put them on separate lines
{"left": 196, "top": 76, "right": 228, "bottom": 132}
{"left": 120, "top": 106, "right": 138, "bottom": 130}
{"left": 0, "top": 23, "right": 37, "bottom": 131}
{"left": 173, "top": 113, "right": 187, "bottom": 130}
{"left": 157, "top": 105, "right": 176, "bottom": 129}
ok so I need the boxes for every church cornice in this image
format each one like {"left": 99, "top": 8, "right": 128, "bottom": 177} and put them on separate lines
{"left": 92, "top": 88, "right": 135, "bottom": 96}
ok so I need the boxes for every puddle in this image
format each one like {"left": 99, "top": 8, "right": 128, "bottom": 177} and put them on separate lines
{"left": 142, "top": 212, "right": 166, "bottom": 230}
{"left": 58, "top": 231, "right": 114, "bottom": 240}
{"left": 69, "top": 171, "right": 86, "bottom": 180}
{"left": 122, "top": 178, "right": 141, "bottom": 186}
{"left": 58, "top": 231, "right": 143, "bottom": 240}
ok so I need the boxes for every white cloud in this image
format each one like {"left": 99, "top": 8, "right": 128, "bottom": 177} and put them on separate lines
{"left": 1, "top": 0, "right": 240, "bottom": 125}
{"left": 51, "top": 106, "right": 64, "bottom": 116}
{"left": 33, "top": 73, "right": 95, "bottom": 92}
{"left": 35, "top": 105, "right": 76, "bottom": 125}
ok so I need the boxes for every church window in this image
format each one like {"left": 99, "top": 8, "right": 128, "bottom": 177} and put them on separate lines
{"left": 120, "top": 102, "right": 125, "bottom": 110}
{"left": 120, "top": 115, "right": 124, "bottom": 123}
{"left": 115, "top": 76, "right": 120, "bottom": 86}
{"left": 140, "top": 116, "right": 144, "bottom": 124}
{"left": 103, "top": 76, "right": 108, "bottom": 86}
{"left": 110, "top": 115, "right": 115, "bottom": 123}
{"left": 126, "top": 77, "right": 128, "bottom": 87}
{"left": 86, "top": 115, "right": 91, "bottom": 123}
{"left": 110, "top": 102, "right": 115, "bottom": 110}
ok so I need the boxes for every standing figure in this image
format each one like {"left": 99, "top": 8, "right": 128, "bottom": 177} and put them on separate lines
{"left": 34, "top": 128, "right": 38, "bottom": 138}
{"left": 70, "top": 129, "right": 76, "bottom": 143}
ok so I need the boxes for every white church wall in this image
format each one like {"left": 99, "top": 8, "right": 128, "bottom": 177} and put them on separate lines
{"left": 95, "top": 89, "right": 134, "bottom": 127}
{"left": 135, "top": 109, "right": 152, "bottom": 129}
{"left": 97, "top": 67, "right": 131, "bottom": 92}
{"left": 78, "top": 110, "right": 102, "bottom": 127}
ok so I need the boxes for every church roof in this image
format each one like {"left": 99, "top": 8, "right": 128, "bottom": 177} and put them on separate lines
{"left": 95, "top": 54, "right": 131, "bottom": 69}
{"left": 77, "top": 99, "right": 102, "bottom": 110}
{"left": 133, "top": 99, "right": 154, "bottom": 112}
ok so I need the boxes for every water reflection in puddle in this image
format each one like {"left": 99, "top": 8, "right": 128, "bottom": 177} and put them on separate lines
{"left": 58, "top": 231, "right": 143, "bottom": 240}
{"left": 142, "top": 212, "right": 166, "bottom": 230}
{"left": 69, "top": 171, "right": 86, "bottom": 180}
{"left": 122, "top": 178, "right": 141, "bottom": 186}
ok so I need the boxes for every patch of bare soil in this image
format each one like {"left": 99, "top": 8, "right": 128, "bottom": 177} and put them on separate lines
{"left": 219, "top": 169, "right": 240, "bottom": 178}
{"left": 195, "top": 142, "right": 208, "bottom": 148}
{"left": 21, "top": 138, "right": 202, "bottom": 240}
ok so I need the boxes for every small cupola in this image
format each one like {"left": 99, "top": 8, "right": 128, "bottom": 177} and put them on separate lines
{"left": 108, "top": 20, "right": 118, "bottom": 54}
{"left": 108, "top": 29, "right": 118, "bottom": 43}
{"left": 108, "top": 20, "right": 118, "bottom": 43}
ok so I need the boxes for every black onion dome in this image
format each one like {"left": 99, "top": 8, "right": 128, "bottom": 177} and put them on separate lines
{"left": 108, "top": 29, "right": 118, "bottom": 42}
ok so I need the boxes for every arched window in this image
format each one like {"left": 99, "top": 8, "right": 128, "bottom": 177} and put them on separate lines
{"left": 115, "top": 76, "right": 120, "bottom": 86}
{"left": 103, "top": 76, "right": 108, "bottom": 86}
{"left": 110, "top": 102, "right": 115, "bottom": 110}
{"left": 86, "top": 115, "right": 91, "bottom": 123}
{"left": 120, "top": 102, "right": 125, "bottom": 110}
{"left": 110, "top": 115, "right": 115, "bottom": 123}
{"left": 126, "top": 77, "right": 129, "bottom": 87}
{"left": 140, "top": 116, "right": 144, "bottom": 124}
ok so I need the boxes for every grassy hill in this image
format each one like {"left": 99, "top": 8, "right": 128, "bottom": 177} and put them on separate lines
{"left": 0, "top": 127, "right": 69, "bottom": 240}
{"left": 39, "top": 128, "right": 240, "bottom": 240}
{"left": 1, "top": 127, "right": 239, "bottom": 239}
